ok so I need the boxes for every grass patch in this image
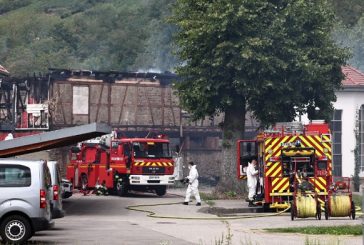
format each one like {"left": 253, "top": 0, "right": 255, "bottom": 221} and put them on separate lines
{"left": 204, "top": 200, "right": 216, "bottom": 207}
{"left": 200, "top": 192, "right": 217, "bottom": 207}
{"left": 200, "top": 192, "right": 218, "bottom": 200}
{"left": 265, "top": 225, "right": 362, "bottom": 236}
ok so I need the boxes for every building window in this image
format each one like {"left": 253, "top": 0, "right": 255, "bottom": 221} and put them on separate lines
{"left": 331, "top": 109, "right": 342, "bottom": 176}
{"left": 359, "top": 105, "right": 364, "bottom": 172}
{"left": 72, "top": 86, "right": 89, "bottom": 115}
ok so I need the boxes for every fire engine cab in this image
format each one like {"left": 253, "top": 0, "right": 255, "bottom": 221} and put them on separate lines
{"left": 237, "top": 121, "right": 332, "bottom": 209}
{"left": 66, "top": 134, "right": 175, "bottom": 196}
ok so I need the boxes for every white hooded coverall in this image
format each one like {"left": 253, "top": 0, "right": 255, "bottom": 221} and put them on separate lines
{"left": 184, "top": 165, "right": 201, "bottom": 203}
{"left": 247, "top": 162, "right": 258, "bottom": 200}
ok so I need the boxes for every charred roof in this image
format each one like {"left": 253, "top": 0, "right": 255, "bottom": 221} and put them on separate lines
{"left": 48, "top": 68, "right": 179, "bottom": 86}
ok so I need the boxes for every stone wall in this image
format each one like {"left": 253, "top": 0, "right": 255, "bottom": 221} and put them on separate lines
{"left": 182, "top": 149, "right": 222, "bottom": 186}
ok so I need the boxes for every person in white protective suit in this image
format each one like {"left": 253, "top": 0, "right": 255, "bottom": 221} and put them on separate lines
{"left": 183, "top": 161, "right": 201, "bottom": 206}
{"left": 247, "top": 159, "right": 258, "bottom": 206}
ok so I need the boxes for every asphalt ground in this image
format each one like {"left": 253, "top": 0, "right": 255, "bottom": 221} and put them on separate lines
{"left": 3, "top": 189, "right": 362, "bottom": 245}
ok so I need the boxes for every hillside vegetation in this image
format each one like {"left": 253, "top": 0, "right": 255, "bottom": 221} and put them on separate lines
{"left": 1, "top": 0, "right": 364, "bottom": 76}
{"left": 0, "top": 0, "right": 176, "bottom": 76}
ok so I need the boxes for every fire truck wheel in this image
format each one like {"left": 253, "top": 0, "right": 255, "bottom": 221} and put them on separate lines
{"left": 155, "top": 186, "right": 167, "bottom": 196}
{"left": 324, "top": 201, "right": 329, "bottom": 220}
{"left": 116, "top": 181, "right": 128, "bottom": 196}
{"left": 351, "top": 201, "right": 356, "bottom": 220}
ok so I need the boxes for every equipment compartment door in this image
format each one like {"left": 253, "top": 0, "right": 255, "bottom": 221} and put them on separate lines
{"left": 237, "top": 140, "right": 257, "bottom": 180}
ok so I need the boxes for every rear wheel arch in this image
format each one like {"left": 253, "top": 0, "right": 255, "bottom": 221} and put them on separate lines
{"left": 0, "top": 211, "right": 33, "bottom": 234}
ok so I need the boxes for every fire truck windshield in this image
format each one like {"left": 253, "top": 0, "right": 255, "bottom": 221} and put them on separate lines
{"left": 132, "top": 142, "right": 171, "bottom": 158}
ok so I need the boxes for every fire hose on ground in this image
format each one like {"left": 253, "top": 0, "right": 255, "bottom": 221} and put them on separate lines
{"left": 126, "top": 201, "right": 291, "bottom": 220}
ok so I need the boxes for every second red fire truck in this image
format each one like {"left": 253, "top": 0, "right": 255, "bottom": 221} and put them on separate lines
{"left": 237, "top": 121, "right": 333, "bottom": 210}
{"left": 66, "top": 134, "right": 175, "bottom": 196}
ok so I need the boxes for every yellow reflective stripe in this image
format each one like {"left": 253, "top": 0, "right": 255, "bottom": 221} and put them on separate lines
{"left": 274, "top": 179, "right": 287, "bottom": 191}
{"left": 289, "top": 135, "right": 298, "bottom": 143}
{"left": 265, "top": 138, "right": 273, "bottom": 147}
{"left": 265, "top": 137, "right": 281, "bottom": 153}
{"left": 299, "top": 136, "right": 322, "bottom": 156}
{"left": 320, "top": 177, "right": 327, "bottom": 185}
{"left": 321, "top": 141, "right": 332, "bottom": 160}
{"left": 265, "top": 154, "right": 270, "bottom": 162}
{"left": 279, "top": 182, "right": 290, "bottom": 192}
{"left": 271, "top": 166, "right": 282, "bottom": 177}
{"left": 271, "top": 136, "right": 289, "bottom": 157}
{"left": 266, "top": 163, "right": 279, "bottom": 176}
{"left": 272, "top": 178, "right": 280, "bottom": 185}
{"left": 310, "top": 177, "right": 326, "bottom": 192}
{"left": 271, "top": 136, "right": 297, "bottom": 159}
{"left": 322, "top": 135, "right": 331, "bottom": 142}
{"left": 311, "top": 135, "right": 325, "bottom": 155}
{"left": 134, "top": 162, "right": 173, "bottom": 167}
{"left": 317, "top": 177, "right": 327, "bottom": 190}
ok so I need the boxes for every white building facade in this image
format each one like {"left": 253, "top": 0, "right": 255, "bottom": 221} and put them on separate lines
{"left": 331, "top": 67, "right": 364, "bottom": 177}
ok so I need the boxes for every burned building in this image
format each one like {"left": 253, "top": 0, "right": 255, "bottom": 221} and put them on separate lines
{"left": 0, "top": 70, "right": 49, "bottom": 134}
{"left": 0, "top": 68, "right": 258, "bottom": 183}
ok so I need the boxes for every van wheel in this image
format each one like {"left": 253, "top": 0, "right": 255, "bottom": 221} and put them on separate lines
{"left": 155, "top": 186, "right": 167, "bottom": 196}
{"left": 0, "top": 215, "right": 32, "bottom": 244}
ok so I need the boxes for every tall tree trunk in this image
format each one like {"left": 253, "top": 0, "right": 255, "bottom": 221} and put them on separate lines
{"left": 217, "top": 101, "right": 247, "bottom": 194}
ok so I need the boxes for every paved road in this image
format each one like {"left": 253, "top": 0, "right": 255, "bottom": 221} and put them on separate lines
{"left": 30, "top": 192, "right": 192, "bottom": 245}
{"left": 22, "top": 190, "right": 363, "bottom": 245}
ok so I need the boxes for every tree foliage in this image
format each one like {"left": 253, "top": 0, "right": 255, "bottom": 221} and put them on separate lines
{"left": 171, "top": 0, "right": 348, "bottom": 127}
{"left": 171, "top": 0, "right": 349, "bottom": 191}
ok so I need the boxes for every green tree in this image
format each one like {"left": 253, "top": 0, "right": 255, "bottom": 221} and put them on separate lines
{"left": 171, "top": 0, "right": 349, "bottom": 192}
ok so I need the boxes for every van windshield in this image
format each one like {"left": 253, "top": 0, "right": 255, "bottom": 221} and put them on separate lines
{"left": 132, "top": 142, "right": 171, "bottom": 158}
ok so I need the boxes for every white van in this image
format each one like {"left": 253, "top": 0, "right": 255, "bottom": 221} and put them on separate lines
{"left": 0, "top": 159, "right": 54, "bottom": 244}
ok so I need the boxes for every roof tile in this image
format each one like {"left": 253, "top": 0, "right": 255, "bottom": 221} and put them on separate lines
{"left": 342, "top": 66, "right": 364, "bottom": 87}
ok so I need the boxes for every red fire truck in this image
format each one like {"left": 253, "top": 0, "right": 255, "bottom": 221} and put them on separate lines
{"left": 237, "top": 121, "right": 333, "bottom": 209}
{"left": 66, "top": 134, "right": 175, "bottom": 196}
